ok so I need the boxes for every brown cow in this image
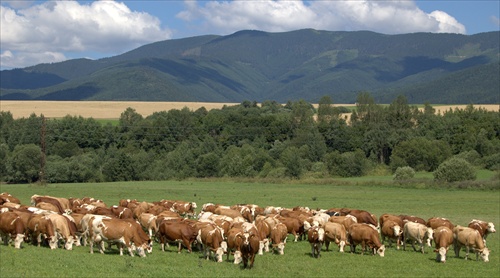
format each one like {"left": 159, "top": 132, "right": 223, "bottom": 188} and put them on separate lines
{"left": 156, "top": 220, "right": 198, "bottom": 253}
{"left": 26, "top": 214, "right": 58, "bottom": 249}
{"left": 399, "top": 215, "right": 426, "bottom": 225}
{"left": 30, "top": 196, "right": 66, "bottom": 214}
{"left": 453, "top": 226, "right": 490, "bottom": 262}
{"left": 110, "top": 206, "right": 134, "bottom": 219}
{"left": 0, "top": 211, "right": 25, "bottom": 248}
{"left": 433, "top": 226, "right": 454, "bottom": 263}
{"left": 379, "top": 213, "right": 404, "bottom": 230}
{"left": 198, "top": 223, "right": 227, "bottom": 262}
{"left": 241, "top": 233, "right": 260, "bottom": 269}
{"left": 270, "top": 223, "right": 288, "bottom": 255}
{"left": 138, "top": 213, "right": 158, "bottom": 238}
{"left": 88, "top": 217, "right": 150, "bottom": 257}
{"left": 0, "top": 193, "right": 21, "bottom": 205}
{"left": 468, "top": 219, "right": 496, "bottom": 244}
{"left": 308, "top": 225, "right": 325, "bottom": 258}
{"left": 214, "top": 207, "right": 244, "bottom": 220}
{"left": 277, "top": 216, "right": 305, "bottom": 242}
{"left": 348, "top": 223, "right": 385, "bottom": 256}
{"left": 381, "top": 220, "right": 402, "bottom": 250}
{"left": 255, "top": 219, "right": 272, "bottom": 254}
{"left": 328, "top": 215, "right": 358, "bottom": 230}
{"left": 323, "top": 222, "right": 347, "bottom": 253}
{"left": 172, "top": 201, "right": 197, "bottom": 218}
{"left": 347, "top": 209, "right": 378, "bottom": 229}
{"left": 427, "top": 217, "right": 454, "bottom": 230}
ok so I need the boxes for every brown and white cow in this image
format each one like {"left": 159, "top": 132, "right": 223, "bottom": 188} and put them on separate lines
{"left": 138, "top": 213, "right": 158, "bottom": 238}
{"left": 348, "top": 223, "right": 385, "bottom": 257}
{"left": 241, "top": 233, "right": 260, "bottom": 269}
{"left": 346, "top": 209, "right": 378, "bottom": 229}
{"left": 0, "top": 192, "right": 21, "bottom": 205}
{"left": 88, "top": 217, "right": 150, "bottom": 257}
{"left": 0, "top": 211, "right": 25, "bottom": 248}
{"left": 198, "top": 223, "right": 227, "bottom": 262}
{"left": 433, "top": 226, "right": 454, "bottom": 263}
{"left": 172, "top": 201, "right": 197, "bottom": 218}
{"left": 226, "top": 227, "right": 246, "bottom": 264}
{"left": 399, "top": 215, "right": 426, "bottom": 225}
{"left": 26, "top": 214, "right": 58, "bottom": 249}
{"left": 453, "top": 226, "right": 490, "bottom": 262}
{"left": 46, "top": 213, "right": 76, "bottom": 250}
{"left": 270, "top": 223, "right": 288, "bottom": 255}
{"left": 277, "top": 216, "right": 305, "bottom": 242}
{"left": 379, "top": 213, "right": 404, "bottom": 230}
{"left": 427, "top": 217, "right": 454, "bottom": 230}
{"left": 323, "top": 222, "right": 347, "bottom": 253}
{"left": 468, "top": 219, "right": 496, "bottom": 244}
{"left": 381, "top": 219, "right": 402, "bottom": 250}
{"left": 110, "top": 206, "right": 134, "bottom": 219}
{"left": 308, "top": 225, "right": 325, "bottom": 258}
{"left": 403, "top": 222, "right": 433, "bottom": 254}
{"left": 328, "top": 215, "right": 358, "bottom": 230}
{"left": 156, "top": 220, "right": 198, "bottom": 253}
{"left": 255, "top": 219, "right": 272, "bottom": 254}
{"left": 214, "top": 207, "right": 244, "bottom": 220}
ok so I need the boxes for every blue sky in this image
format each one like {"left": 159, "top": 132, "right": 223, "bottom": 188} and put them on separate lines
{"left": 1, "top": 0, "right": 499, "bottom": 69}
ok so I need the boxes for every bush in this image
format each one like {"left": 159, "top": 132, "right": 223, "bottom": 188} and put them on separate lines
{"left": 433, "top": 157, "right": 476, "bottom": 182}
{"left": 454, "top": 150, "right": 481, "bottom": 166}
{"left": 393, "top": 166, "right": 415, "bottom": 181}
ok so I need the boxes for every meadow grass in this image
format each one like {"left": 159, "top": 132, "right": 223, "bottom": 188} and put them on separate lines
{"left": 0, "top": 180, "right": 498, "bottom": 277}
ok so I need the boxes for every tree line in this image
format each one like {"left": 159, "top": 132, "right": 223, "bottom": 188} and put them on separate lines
{"left": 0, "top": 93, "right": 498, "bottom": 184}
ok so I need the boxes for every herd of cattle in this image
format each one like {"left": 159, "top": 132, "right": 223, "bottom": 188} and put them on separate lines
{"left": 0, "top": 192, "right": 495, "bottom": 268}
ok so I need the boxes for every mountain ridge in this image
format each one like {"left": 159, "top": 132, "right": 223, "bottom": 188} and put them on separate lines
{"left": 1, "top": 29, "right": 498, "bottom": 104}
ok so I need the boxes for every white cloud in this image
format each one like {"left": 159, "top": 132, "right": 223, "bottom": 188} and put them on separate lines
{"left": 491, "top": 16, "right": 500, "bottom": 28}
{"left": 178, "top": 0, "right": 466, "bottom": 35}
{"left": 1, "top": 1, "right": 172, "bottom": 69}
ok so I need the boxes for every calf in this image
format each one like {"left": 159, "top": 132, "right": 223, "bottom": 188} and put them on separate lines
{"left": 468, "top": 219, "right": 495, "bottom": 244}
{"left": 381, "top": 220, "right": 402, "bottom": 250}
{"left": 270, "top": 223, "right": 288, "bottom": 255}
{"left": 0, "top": 211, "right": 25, "bottom": 248}
{"left": 453, "top": 226, "right": 490, "bottom": 262}
{"left": 323, "top": 222, "right": 347, "bottom": 253}
{"left": 308, "top": 226, "right": 325, "bottom": 258}
{"left": 348, "top": 223, "right": 385, "bottom": 257}
{"left": 403, "top": 222, "right": 433, "bottom": 254}
{"left": 433, "top": 226, "right": 454, "bottom": 263}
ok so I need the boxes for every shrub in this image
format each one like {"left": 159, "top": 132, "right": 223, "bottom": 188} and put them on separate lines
{"left": 393, "top": 166, "right": 416, "bottom": 181}
{"left": 433, "top": 157, "right": 476, "bottom": 182}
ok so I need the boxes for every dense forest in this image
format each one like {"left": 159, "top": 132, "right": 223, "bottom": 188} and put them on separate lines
{"left": 0, "top": 94, "right": 499, "bottom": 184}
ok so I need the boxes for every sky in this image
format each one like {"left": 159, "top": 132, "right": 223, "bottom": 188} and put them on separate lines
{"left": 1, "top": 0, "right": 499, "bottom": 69}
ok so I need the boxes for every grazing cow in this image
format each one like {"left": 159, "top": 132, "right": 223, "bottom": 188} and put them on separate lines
{"left": 433, "top": 226, "right": 454, "bottom": 263}
{"left": 66, "top": 212, "right": 85, "bottom": 246}
{"left": 231, "top": 205, "right": 254, "bottom": 223}
{"left": 323, "top": 222, "right": 347, "bottom": 253}
{"left": 30, "top": 196, "right": 66, "bottom": 214}
{"left": 0, "top": 193, "right": 21, "bottom": 205}
{"left": 241, "top": 233, "right": 260, "bottom": 269}
{"left": 46, "top": 214, "right": 76, "bottom": 250}
{"left": 453, "top": 226, "right": 490, "bottom": 262}
{"left": 468, "top": 219, "right": 496, "bottom": 244}
{"left": 198, "top": 223, "right": 227, "bottom": 262}
{"left": 0, "top": 211, "right": 25, "bottom": 248}
{"left": 226, "top": 227, "right": 245, "bottom": 264}
{"left": 348, "top": 223, "right": 385, "bottom": 257}
{"left": 379, "top": 214, "right": 404, "bottom": 230}
{"left": 156, "top": 221, "right": 198, "bottom": 253}
{"left": 214, "top": 207, "right": 244, "bottom": 220}
{"left": 80, "top": 214, "right": 112, "bottom": 246}
{"left": 172, "top": 201, "right": 197, "bottom": 218}
{"left": 255, "top": 220, "right": 272, "bottom": 254}
{"left": 403, "top": 222, "right": 433, "bottom": 254}
{"left": 88, "top": 217, "right": 150, "bottom": 257}
{"left": 345, "top": 209, "right": 378, "bottom": 228}
{"left": 427, "top": 217, "right": 454, "bottom": 230}
{"left": 26, "top": 214, "right": 58, "bottom": 249}
{"left": 381, "top": 220, "right": 402, "bottom": 250}
{"left": 138, "top": 213, "right": 158, "bottom": 238}
{"left": 110, "top": 206, "right": 134, "bottom": 219}
{"left": 277, "top": 216, "right": 305, "bottom": 242}
{"left": 308, "top": 226, "right": 325, "bottom": 258}
{"left": 399, "top": 215, "right": 426, "bottom": 225}
{"left": 328, "top": 215, "right": 357, "bottom": 230}
{"left": 270, "top": 223, "right": 288, "bottom": 255}
{"left": 35, "top": 202, "right": 60, "bottom": 213}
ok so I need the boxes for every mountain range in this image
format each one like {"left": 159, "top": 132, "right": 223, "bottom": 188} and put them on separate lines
{"left": 1, "top": 29, "right": 499, "bottom": 104}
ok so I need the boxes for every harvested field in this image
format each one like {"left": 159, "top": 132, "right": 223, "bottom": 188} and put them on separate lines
{"left": 0, "top": 101, "right": 498, "bottom": 119}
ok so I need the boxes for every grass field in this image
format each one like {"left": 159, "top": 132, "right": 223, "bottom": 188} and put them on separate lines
{"left": 1, "top": 180, "right": 498, "bottom": 277}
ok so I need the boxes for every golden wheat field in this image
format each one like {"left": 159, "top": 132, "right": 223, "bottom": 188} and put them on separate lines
{"left": 0, "top": 100, "right": 498, "bottom": 119}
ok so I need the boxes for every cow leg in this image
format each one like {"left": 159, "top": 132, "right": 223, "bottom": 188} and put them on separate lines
{"left": 249, "top": 253, "right": 255, "bottom": 269}
{"left": 293, "top": 231, "right": 298, "bottom": 242}
{"left": 464, "top": 246, "right": 470, "bottom": 260}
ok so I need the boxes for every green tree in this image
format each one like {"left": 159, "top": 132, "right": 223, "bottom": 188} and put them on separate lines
{"left": 280, "top": 146, "right": 303, "bottom": 178}
{"left": 433, "top": 157, "right": 476, "bottom": 182}
{"left": 6, "top": 144, "right": 41, "bottom": 183}
{"left": 390, "top": 138, "right": 452, "bottom": 172}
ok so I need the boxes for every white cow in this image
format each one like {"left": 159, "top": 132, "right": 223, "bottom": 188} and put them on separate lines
{"left": 403, "top": 222, "right": 433, "bottom": 254}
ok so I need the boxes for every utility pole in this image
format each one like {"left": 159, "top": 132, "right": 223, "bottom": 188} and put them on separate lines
{"left": 40, "top": 115, "right": 46, "bottom": 185}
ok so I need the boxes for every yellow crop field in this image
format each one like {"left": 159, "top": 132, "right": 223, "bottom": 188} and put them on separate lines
{"left": 0, "top": 100, "right": 498, "bottom": 119}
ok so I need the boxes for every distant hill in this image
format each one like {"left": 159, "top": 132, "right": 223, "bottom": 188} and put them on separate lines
{"left": 1, "top": 29, "right": 499, "bottom": 104}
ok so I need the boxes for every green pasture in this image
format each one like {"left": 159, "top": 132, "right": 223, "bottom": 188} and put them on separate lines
{"left": 1, "top": 180, "right": 498, "bottom": 277}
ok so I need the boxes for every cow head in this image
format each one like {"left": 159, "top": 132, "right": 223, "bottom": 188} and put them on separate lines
{"left": 339, "top": 240, "right": 346, "bottom": 253}
{"left": 48, "top": 236, "right": 58, "bottom": 250}
{"left": 317, "top": 227, "right": 325, "bottom": 242}
{"left": 233, "top": 250, "right": 242, "bottom": 264}
{"left": 13, "top": 233, "right": 24, "bottom": 249}
{"left": 434, "top": 247, "right": 448, "bottom": 263}
{"left": 64, "top": 236, "right": 75, "bottom": 250}
{"left": 487, "top": 222, "right": 496, "bottom": 233}
{"left": 393, "top": 225, "right": 402, "bottom": 237}
{"left": 377, "top": 245, "right": 386, "bottom": 257}
{"left": 276, "top": 242, "right": 285, "bottom": 255}
{"left": 215, "top": 246, "right": 225, "bottom": 262}
{"left": 478, "top": 248, "right": 490, "bottom": 262}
